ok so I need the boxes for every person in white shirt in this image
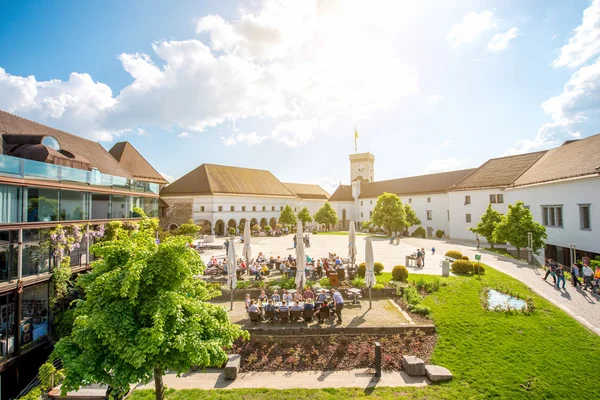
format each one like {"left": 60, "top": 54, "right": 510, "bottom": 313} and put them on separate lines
{"left": 247, "top": 300, "right": 259, "bottom": 314}
{"left": 283, "top": 290, "right": 293, "bottom": 304}
{"left": 331, "top": 289, "right": 344, "bottom": 324}
{"left": 583, "top": 264, "right": 594, "bottom": 291}
{"left": 290, "top": 300, "right": 303, "bottom": 312}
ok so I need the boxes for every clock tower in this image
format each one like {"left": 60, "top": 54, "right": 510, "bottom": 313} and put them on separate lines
{"left": 349, "top": 152, "right": 375, "bottom": 183}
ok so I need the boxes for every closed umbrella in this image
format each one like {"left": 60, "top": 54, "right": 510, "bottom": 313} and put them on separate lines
{"left": 365, "top": 236, "right": 376, "bottom": 309}
{"left": 242, "top": 223, "right": 252, "bottom": 268}
{"left": 227, "top": 239, "right": 237, "bottom": 310}
{"left": 348, "top": 221, "right": 357, "bottom": 271}
{"left": 295, "top": 220, "right": 306, "bottom": 290}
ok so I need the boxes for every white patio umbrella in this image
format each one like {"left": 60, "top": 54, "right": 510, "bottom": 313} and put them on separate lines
{"left": 348, "top": 221, "right": 357, "bottom": 270}
{"left": 227, "top": 240, "right": 237, "bottom": 310}
{"left": 295, "top": 220, "right": 306, "bottom": 289}
{"left": 365, "top": 236, "right": 376, "bottom": 309}
{"left": 242, "top": 223, "right": 252, "bottom": 265}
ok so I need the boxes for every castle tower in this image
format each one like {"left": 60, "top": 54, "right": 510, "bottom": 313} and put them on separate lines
{"left": 349, "top": 152, "right": 375, "bottom": 183}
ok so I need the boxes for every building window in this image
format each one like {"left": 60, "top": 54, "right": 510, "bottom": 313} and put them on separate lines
{"left": 218, "top": 206, "right": 223, "bottom": 212}
{"left": 370, "top": 200, "right": 373, "bottom": 205}
{"left": 253, "top": 206, "right": 257, "bottom": 212}
{"left": 466, "top": 214, "right": 471, "bottom": 223}
{"left": 230, "top": 206, "right": 235, "bottom": 212}
{"left": 465, "top": 195, "right": 471, "bottom": 205}
{"left": 426, "top": 210, "right": 432, "bottom": 220}
{"left": 262, "top": 206, "right": 266, "bottom": 211}
{"left": 280, "top": 206, "right": 284, "bottom": 211}
{"left": 579, "top": 204, "right": 591, "bottom": 230}
{"left": 294, "top": 207, "right": 297, "bottom": 212}
{"left": 200, "top": 206, "right": 205, "bottom": 212}
{"left": 409, "top": 198, "right": 412, "bottom": 204}
{"left": 22, "top": 229, "right": 51, "bottom": 277}
{"left": 0, "top": 185, "right": 21, "bottom": 223}
{"left": 91, "top": 193, "right": 110, "bottom": 220}
{"left": 427, "top": 197, "right": 431, "bottom": 203}
{"left": 361, "top": 212, "right": 363, "bottom": 218}
{"left": 369, "top": 211, "right": 372, "bottom": 217}
{"left": 110, "top": 195, "right": 127, "bottom": 219}
{"left": 447, "top": 210, "right": 450, "bottom": 221}
{"left": 241, "top": 206, "right": 246, "bottom": 212}
{"left": 360, "top": 201, "right": 363, "bottom": 206}
{"left": 21, "top": 283, "right": 49, "bottom": 343}
{"left": 26, "top": 188, "right": 59, "bottom": 222}
{"left": 541, "top": 205, "right": 563, "bottom": 227}
{"left": 272, "top": 206, "right": 275, "bottom": 211}
{"left": 490, "top": 194, "right": 503, "bottom": 204}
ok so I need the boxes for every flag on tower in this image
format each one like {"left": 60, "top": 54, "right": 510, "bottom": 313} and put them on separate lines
{"left": 354, "top": 126, "right": 358, "bottom": 152}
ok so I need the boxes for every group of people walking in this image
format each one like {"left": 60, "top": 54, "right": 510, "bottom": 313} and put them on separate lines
{"left": 543, "top": 259, "right": 600, "bottom": 293}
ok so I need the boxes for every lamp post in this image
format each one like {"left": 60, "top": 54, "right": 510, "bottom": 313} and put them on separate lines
{"left": 527, "top": 232, "right": 532, "bottom": 264}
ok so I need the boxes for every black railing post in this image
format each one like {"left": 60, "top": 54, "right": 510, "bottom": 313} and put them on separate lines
{"left": 374, "top": 341, "right": 381, "bottom": 377}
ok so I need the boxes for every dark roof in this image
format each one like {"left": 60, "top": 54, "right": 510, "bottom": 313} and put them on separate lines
{"left": 359, "top": 169, "right": 475, "bottom": 198}
{"left": 160, "top": 164, "right": 297, "bottom": 197}
{"left": 0, "top": 110, "right": 132, "bottom": 178}
{"left": 449, "top": 151, "right": 547, "bottom": 191}
{"left": 283, "top": 183, "right": 330, "bottom": 200}
{"left": 512, "top": 134, "right": 600, "bottom": 187}
{"left": 109, "top": 142, "right": 167, "bottom": 184}
{"left": 328, "top": 185, "right": 353, "bottom": 202}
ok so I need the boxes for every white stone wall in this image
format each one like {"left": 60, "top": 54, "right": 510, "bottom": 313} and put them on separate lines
{"left": 504, "top": 176, "right": 600, "bottom": 254}
{"left": 448, "top": 188, "right": 509, "bottom": 241}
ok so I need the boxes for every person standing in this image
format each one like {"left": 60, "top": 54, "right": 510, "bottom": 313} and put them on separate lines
{"left": 571, "top": 264, "right": 581, "bottom": 287}
{"left": 431, "top": 247, "right": 436, "bottom": 255}
{"left": 331, "top": 289, "right": 344, "bottom": 324}
{"left": 583, "top": 264, "right": 594, "bottom": 291}
{"left": 543, "top": 259, "right": 557, "bottom": 284}
{"left": 421, "top": 248, "right": 426, "bottom": 267}
{"left": 416, "top": 248, "right": 423, "bottom": 268}
{"left": 556, "top": 264, "right": 566, "bottom": 290}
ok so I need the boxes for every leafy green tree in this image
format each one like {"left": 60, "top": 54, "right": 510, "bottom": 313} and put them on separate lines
{"left": 493, "top": 201, "right": 547, "bottom": 258}
{"left": 297, "top": 207, "right": 313, "bottom": 227}
{"left": 279, "top": 205, "right": 297, "bottom": 227}
{"left": 470, "top": 204, "right": 502, "bottom": 249}
{"left": 361, "top": 220, "right": 372, "bottom": 230}
{"left": 175, "top": 219, "right": 201, "bottom": 238}
{"left": 404, "top": 204, "right": 421, "bottom": 228}
{"left": 371, "top": 192, "right": 406, "bottom": 236}
{"left": 52, "top": 209, "right": 247, "bottom": 400}
{"left": 313, "top": 203, "right": 339, "bottom": 231}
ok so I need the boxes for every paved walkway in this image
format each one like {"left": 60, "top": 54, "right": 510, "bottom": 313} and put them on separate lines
{"left": 201, "top": 234, "right": 600, "bottom": 335}
{"left": 138, "top": 369, "right": 428, "bottom": 391}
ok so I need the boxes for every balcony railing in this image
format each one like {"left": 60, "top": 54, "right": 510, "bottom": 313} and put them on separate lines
{"left": 0, "top": 154, "right": 159, "bottom": 194}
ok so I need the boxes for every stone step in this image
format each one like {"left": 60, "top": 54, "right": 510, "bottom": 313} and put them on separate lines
{"left": 425, "top": 364, "right": 453, "bottom": 382}
{"left": 402, "top": 355, "right": 426, "bottom": 376}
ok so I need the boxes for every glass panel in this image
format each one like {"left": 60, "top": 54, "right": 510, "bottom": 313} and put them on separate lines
{"left": 112, "top": 176, "right": 130, "bottom": 190}
{"left": 133, "top": 181, "right": 145, "bottom": 192}
{"left": 90, "top": 169, "right": 102, "bottom": 186}
{"left": 91, "top": 193, "right": 111, "bottom": 220}
{"left": 22, "top": 243, "right": 51, "bottom": 277}
{"left": 100, "top": 173, "right": 113, "bottom": 187}
{"left": 26, "top": 188, "right": 59, "bottom": 222}
{"left": 0, "top": 292, "right": 17, "bottom": 359}
{"left": 23, "top": 159, "right": 60, "bottom": 181}
{"left": 147, "top": 183, "right": 159, "bottom": 194}
{"left": 60, "top": 166, "right": 89, "bottom": 184}
{"left": 21, "top": 283, "right": 49, "bottom": 345}
{"left": 0, "top": 231, "right": 18, "bottom": 283}
{"left": 0, "top": 154, "right": 22, "bottom": 176}
{"left": 111, "top": 195, "right": 128, "bottom": 219}
{"left": 60, "top": 190, "right": 88, "bottom": 220}
{"left": 130, "top": 197, "right": 143, "bottom": 217}
{"left": 0, "top": 185, "right": 20, "bottom": 223}
{"left": 142, "top": 198, "right": 158, "bottom": 217}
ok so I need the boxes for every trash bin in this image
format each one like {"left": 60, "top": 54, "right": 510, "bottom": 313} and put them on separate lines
{"left": 441, "top": 260, "right": 449, "bottom": 277}
{"left": 329, "top": 272, "right": 339, "bottom": 286}
{"left": 336, "top": 268, "right": 345, "bottom": 281}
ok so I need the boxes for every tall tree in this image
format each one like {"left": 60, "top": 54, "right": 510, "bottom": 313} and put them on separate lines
{"left": 404, "top": 204, "right": 421, "bottom": 228}
{"left": 313, "top": 203, "right": 339, "bottom": 231}
{"left": 175, "top": 219, "right": 201, "bottom": 238}
{"left": 297, "top": 207, "right": 313, "bottom": 227}
{"left": 371, "top": 192, "right": 406, "bottom": 236}
{"left": 470, "top": 204, "right": 502, "bottom": 249}
{"left": 52, "top": 210, "right": 247, "bottom": 400}
{"left": 279, "top": 205, "right": 297, "bottom": 227}
{"left": 493, "top": 201, "right": 547, "bottom": 258}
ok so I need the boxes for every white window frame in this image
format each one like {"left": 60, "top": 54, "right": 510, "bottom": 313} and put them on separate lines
{"left": 466, "top": 213, "right": 471, "bottom": 223}
{"left": 426, "top": 210, "right": 432, "bottom": 221}
{"left": 465, "top": 195, "right": 470, "bottom": 205}
{"left": 579, "top": 204, "right": 591, "bottom": 230}
{"left": 541, "top": 205, "right": 563, "bottom": 228}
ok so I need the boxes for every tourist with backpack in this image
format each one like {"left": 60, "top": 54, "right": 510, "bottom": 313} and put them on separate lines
{"left": 555, "top": 264, "right": 566, "bottom": 290}
{"left": 543, "top": 259, "right": 557, "bottom": 284}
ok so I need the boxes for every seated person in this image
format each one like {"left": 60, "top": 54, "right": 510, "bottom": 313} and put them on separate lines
{"left": 303, "top": 287, "right": 315, "bottom": 300}
{"left": 278, "top": 300, "right": 289, "bottom": 316}
{"left": 290, "top": 300, "right": 303, "bottom": 312}
{"left": 271, "top": 290, "right": 281, "bottom": 302}
{"left": 283, "top": 290, "right": 293, "bottom": 304}
{"left": 265, "top": 299, "right": 277, "bottom": 320}
{"left": 248, "top": 300, "right": 259, "bottom": 314}
{"left": 318, "top": 300, "right": 330, "bottom": 323}
{"left": 269, "top": 256, "right": 275, "bottom": 265}
{"left": 288, "top": 254, "right": 294, "bottom": 263}
{"left": 261, "top": 264, "right": 269, "bottom": 275}
{"left": 335, "top": 257, "right": 342, "bottom": 266}
{"left": 294, "top": 291, "right": 304, "bottom": 302}
{"left": 316, "top": 289, "right": 327, "bottom": 306}
{"left": 244, "top": 294, "right": 251, "bottom": 311}
{"left": 258, "top": 290, "right": 268, "bottom": 304}
{"left": 257, "top": 252, "right": 264, "bottom": 262}
{"left": 303, "top": 298, "right": 315, "bottom": 311}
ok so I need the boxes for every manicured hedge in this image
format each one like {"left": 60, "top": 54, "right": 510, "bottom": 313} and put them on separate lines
{"left": 451, "top": 260, "right": 474, "bottom": 274}
{"left": 445, "top": 250, "right": 463, "bottom": 260}
{"left": 411, "top": 227, "right": 426, "bottom": 238}
{"left": 357, "top": 262, "right": 385, "bottom": 277}
{"left": 392, "top": 265, "right": 409, "bottom": 282}
{"left": 435, "top": 229, "right": 444, "bottom": 238}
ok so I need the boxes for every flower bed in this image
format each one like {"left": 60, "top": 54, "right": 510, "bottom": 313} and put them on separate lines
{"left": 232, "top": 333, "right": 436, "bottom": 372}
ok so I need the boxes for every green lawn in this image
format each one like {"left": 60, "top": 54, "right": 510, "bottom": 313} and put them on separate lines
{"left": 131, "top": 266, "right": 600, "bottom": 400}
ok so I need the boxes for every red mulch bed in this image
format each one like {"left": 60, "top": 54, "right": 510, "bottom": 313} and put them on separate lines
{"left": 232, "top": 333, "right": 437, "bottom": 372}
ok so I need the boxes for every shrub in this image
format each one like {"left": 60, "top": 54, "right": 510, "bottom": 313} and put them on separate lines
{"left": 318, "top": 277, "right": 332, "bottom": 289}
{"left": 473, "top": 262, "right": 486, "bottom": 274}
{"left": 411, "top": 226, "right": 426, "bottom": 238}
{"left": 276, "top": 223, "right": 282, "bottom": 229}
{"left": 351, "top": 277, "right": 366, "bottom": 289}
{"left": 402, "top": 285, "right": 421, "bottom": 306}
{"left": 452, "top": 260, "right": 474, "bottom": 274}
{"left": 445, "top": 250, "right": 463, "bottom": 260}
{"left": 264, "top": 225, "right": 271, "bottom": 232}
{"left": 392, "top": 265, "right": 409, "bottom": 282}
{"left": 252, "top": 224, "right": 261, "bottom": 232}
{"left": 435, "top": 229, "right": 444, "bottom": 238}
{"left": 357, "top": 263, "right": 366, "bottom": 277}
{"left": 374, "top": 262, "right": 384, "bottom": 275}
{"left": 411, "top": 304, "right": 431, "bottom": 315}
{"left": 228, "top": 227, "right": 236, "bottom": 235}
{"left": 461, "top": 255, "right": 470, "bottom": 261}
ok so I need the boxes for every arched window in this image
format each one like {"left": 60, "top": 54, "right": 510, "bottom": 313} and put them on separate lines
{"left": 42, "top": 136, "right": 61, "bottom": 151}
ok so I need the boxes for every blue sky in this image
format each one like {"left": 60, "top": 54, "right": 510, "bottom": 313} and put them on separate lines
{"left": 1, "top": 0, "right": 599, "bottom": 193}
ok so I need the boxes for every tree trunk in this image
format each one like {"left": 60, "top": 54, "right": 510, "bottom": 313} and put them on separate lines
{"left": 154, "top": 367, "right": 164, "bottom": 400}
{"left": 490, "top": 242, "right": 495, "bottom": 250}
{"left": 516, "top": 247, "right": 521, "bottom": 259}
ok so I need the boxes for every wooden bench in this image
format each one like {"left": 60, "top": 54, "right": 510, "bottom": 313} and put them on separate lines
{"left": 224, "top": 354, "right": 241, "bottom": 380}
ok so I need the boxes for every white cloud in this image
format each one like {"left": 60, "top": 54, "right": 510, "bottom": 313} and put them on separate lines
{"left": 441, "top": 139, "right": 452, "bottom": 148}
{"left": 426, "top": 94, "right": 444, "bottom": 104}
{"left": 178, "top": 131, "right": 190, "bottom": 138}
{"left": 136, "top": 128, "right": 147, "bottom": 135}
{"left": 221, "top": 136, "right": 237, "bottom": 146}
{"left": 159, "top": 172, "right": 177, "bottom": 183}
{"left": 552, "top": 33, "right": 560, "bottom": 40}
{"left": 506, "top": 57, "right": 600, "bottom": 154}
{"left": 220, "top": 131, "right": 268, "bottom": 146}
{"left": 447, "top": 10, "right": 497, "bottom": 47}
{"left": 488, "top": 27, "right": 520, "bottom": 52}
{"left": 424, "top": 158, "right": 468, "bottom": 174}
{"left": 552, "top": 0, "right": 600, "bottom": 68}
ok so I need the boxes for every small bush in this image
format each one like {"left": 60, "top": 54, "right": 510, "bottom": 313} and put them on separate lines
{"left": 358, "top": 262, "right": 384, "bottom": 277}
{"left": 473, "top": 262, "right": 486, "bottom": 274}
{"left": 445, "top": 250, "right": 463, "bottom": 260}
{"left": 264, "top": 225, "right": 271, "bottom": 232}
{"left": 392, "top": 265, "right": 409, "bottom": 282}
{"left": 402, "top": 285, "right": 421, "bottom": 306}
{"left": 461, "top": 255, "right": 470, "bottom": 261}
{"left": 410, "top": 304, "right": 431, "bottom": 315}
{"left": 312, "top": 230, "right": 317, "bottom": 234}
{"left": 435, "top": 229, "right": 444, "bottom": 238}
{"left": 276, "top": 223, "right": 282, "bottom": 229}
{"left": 228, "top": 227, "right": 236, "bottom": 235}
{"left": 452, "top": 260, "right": 474, "bottom": 274}
{"left": 374, "top": 262, "right": 384, "bottom": 275}
{"left": 351, "top": 277, "right": 366, "bottom": 289}
{"left": 411, "top": 226, "right": 426, "bottom": 238}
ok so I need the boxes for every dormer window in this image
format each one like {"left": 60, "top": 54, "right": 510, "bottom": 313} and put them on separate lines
{"left": 42, "top": 136, "right": 60, "bottom": 151}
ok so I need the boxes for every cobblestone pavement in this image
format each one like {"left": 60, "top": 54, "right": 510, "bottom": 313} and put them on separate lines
{"left": 201, "top": 234, "right": 600, "bottom": 335}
